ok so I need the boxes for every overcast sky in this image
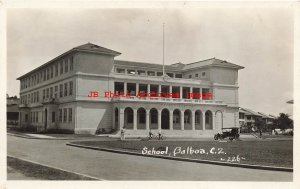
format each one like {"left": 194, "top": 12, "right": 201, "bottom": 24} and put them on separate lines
{"left": 6, "top": 8, "right": 293, "bottom": 116}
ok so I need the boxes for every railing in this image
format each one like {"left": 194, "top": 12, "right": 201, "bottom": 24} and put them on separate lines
{"left": 112, "top": 96, "right": 224, "bottom": 105}
{"left": 42, "top": 98, "right": 58, "bottom": 104}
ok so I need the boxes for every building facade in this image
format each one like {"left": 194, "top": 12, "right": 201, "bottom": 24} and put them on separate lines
{"left": 18, "top": 43, "right": 244, "bottom": 137}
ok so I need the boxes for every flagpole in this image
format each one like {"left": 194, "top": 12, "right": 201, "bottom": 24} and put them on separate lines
{"left": 163, "top": 23, "right": 165, "bottom": 76}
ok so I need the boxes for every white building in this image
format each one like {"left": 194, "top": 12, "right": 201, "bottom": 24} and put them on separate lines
{"left": 18, "top": 43, "right": 244, "bottom": 137}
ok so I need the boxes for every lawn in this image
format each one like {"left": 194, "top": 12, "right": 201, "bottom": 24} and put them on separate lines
{"left": 71, "top": 139, "right": 293, "bottom": 168}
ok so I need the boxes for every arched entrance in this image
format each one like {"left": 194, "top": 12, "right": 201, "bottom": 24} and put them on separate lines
{"left": 173, "top": 109, "right": 181, "bottom": 130}
{"left": 184, "top": 109, "right": 192, "bottom": 130}
{"left": 114, "top": 108, "right": 119, "bottom": 129}
{"left": 161, "top": 109, "right": 170, "bottom": 129}
{"left": 195, "top": 110, "right": 203, "bottom": 130}
{"left": 124, "top": 107, "right": 133, "bottom": 129}
{"left": 137, "top": 108, "right": 146, "bottom": 129}
{"left": 205, "top": 110, "right": 213, "bottom": 130}
{"left": 150, "top": 108, "right": 158, "bottom": 129}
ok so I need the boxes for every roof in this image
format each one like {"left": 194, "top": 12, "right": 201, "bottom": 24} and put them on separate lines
{"left": 258, "top": 112, "right": 274, "bottom": 119}
{"left": 240, "top": 108, "right": 261, "bottom": 116}
{"left": 73, "top": 43, "right": 121, "bottom": 56}
{"left": 17, "top": 43, "right": 121, "bottom": 80}
{"left": 115, "top": 60, "right": 183, "bottom": 71}
{"left": 183, "top": 58, "right": 244, "bottom": 71}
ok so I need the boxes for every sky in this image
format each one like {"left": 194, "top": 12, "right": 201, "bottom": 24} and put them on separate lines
{"left": 6, "top": 8, "right": 294, "bottom": 116}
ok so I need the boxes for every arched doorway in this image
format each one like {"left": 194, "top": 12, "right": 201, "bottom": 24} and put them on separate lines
{"left": 195, "top": 110, "right": 203, "bottom": 130}
{"left": 161, "top": 109, "right": 170, "bottom": 129}
{"left": 184, "top": 109, "right": 192, "bottom": 130}
{"left": 124, "top": 107, "right": 133, "bottom": 129}
{"left": 137, "top": 108, "right": 146, "bottom": 129}
{"left": 150, "top": 108, "right": 158, "bottom": 129}
{"left": 205, "top": 110, "right": 213, "bottom": 130}
{"left": 173, "top": 109, "right": 181, "bottom": 130}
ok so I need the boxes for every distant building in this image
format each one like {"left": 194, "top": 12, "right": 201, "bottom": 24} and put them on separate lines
{"left": 7, "top": 97, "right": 20, "bottom": 125}
{"left": 17, "top": 43, "right": 244, "bottom": 136}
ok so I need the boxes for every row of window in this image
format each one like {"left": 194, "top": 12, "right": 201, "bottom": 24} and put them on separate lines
{"left": 115, "top": 68, "right": 183, "bottom": 78}
{"left": 57, "top": 108, "right": 73, "bottom": 123}
{"left": 21, "top": 56, "right": 74, "bottom": 90}
{"left": 30, "top": 112, "right": 39, "bottom": 123}
{"left": 188, "top": 71, "right": 206, "bottom": 79}
{"left": 20, "top": 81, "right": 73, "bottom": 105}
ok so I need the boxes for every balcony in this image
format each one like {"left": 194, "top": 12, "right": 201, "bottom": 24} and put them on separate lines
{"left": 42, "top": 98, "right": 59, "bottom": 104}
{"left": 19, "top": 103, "right": 29, "bottom": 108}
{"left": 112, "top": 96, "right": 225, "bottom": 105}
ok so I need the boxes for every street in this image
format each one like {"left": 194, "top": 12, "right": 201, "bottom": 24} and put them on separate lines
{"left": 7, "top": 135, "right": 292, "bottom": 181}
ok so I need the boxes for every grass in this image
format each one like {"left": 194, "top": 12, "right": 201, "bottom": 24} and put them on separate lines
{"left": 7, "top": 156, "right": 97, "bottom": 180}
{"left": 71, "top": 139, "right": 293, "bottom": 168}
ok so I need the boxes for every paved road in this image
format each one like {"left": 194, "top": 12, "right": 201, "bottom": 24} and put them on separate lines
{"left": 7, "top": 135, "right": 292, "bottom": 181}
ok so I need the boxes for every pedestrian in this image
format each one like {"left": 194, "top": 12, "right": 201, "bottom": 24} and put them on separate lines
{"left": 120, "top": 128, "right": 125, "bottom": 141}
{"left": 259, "top": 129, "right": 262, "bottom": 138}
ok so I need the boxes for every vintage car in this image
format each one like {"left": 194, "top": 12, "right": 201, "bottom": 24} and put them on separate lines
{"left": 214, "top": 127, "right": 240, "bottom": 141}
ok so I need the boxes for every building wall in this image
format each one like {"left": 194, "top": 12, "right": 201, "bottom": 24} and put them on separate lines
{"left": 211, "top": 67, "right": 238, "bottom": 85}
{"left": 214, "top": 86, "right": 238, "bottom": 106}
{"left": 75, "top": 102, "right": 113, "bottom": 134}
{"left": 183, "top": 68, "right": 211, "bottom": 81}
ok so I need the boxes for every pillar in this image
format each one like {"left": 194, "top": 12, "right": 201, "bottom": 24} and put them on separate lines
{"left": 200, "top": 88, "right": 202, "bottom": 100}
{"left": 119, "top": 108, "right": 124, "bottom": 129}
{"left": 146, "top": 109, "right": 150, "bottom": 130}
{"left": 147, "top": 84, "right": 150, "bottom": 97}
{"left": 202, "top": 111, "right": 206, "bottom": 130}
{"left": 124, "top": 82, "right": 127, "bottom": 96}
{"left": 190, "top": 87, "right": 193, "bottom": 99}
{"left": 191, "top": 110, "right": 195, "bottom": 130}
{"left": 158, "top": 110, "right": 162, "bottom": 132}
{"left": 180, "top": 110, "right": 184, "bottom": 130}
{"left": 169, "top": 110, "right": 173, "bottom": 130}
{"left": 180, "top": 86, "right": 183, "bottom": 99}
{"left": 212, "top": 111, "right": 215, "bottom": 130}
{"left": 136, "top": 83, "right": 139, "bottom": 96}
{"left": 133, "top": 109, "right": 137, "bottom": 130}
{"left": 112, "top": 107, "right": 115, "bottom": 129}
{"left": 169, "top": 85, "right": 172, "bottom": 98}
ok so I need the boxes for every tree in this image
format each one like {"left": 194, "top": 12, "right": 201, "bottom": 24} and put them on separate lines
{"left": 273, "top": 113, "right": 293, "bottom": 131}
{"left": 254, "top": 116, "right": 265, "bottom": 132}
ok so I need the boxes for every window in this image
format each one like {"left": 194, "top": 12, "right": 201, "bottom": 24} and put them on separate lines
{"left": 40, "top": 72, "right": 42, "bottom": 82}
{"left": 59, "top": 84, "right": 63, "bottom": 97}
{"left": 64, "top": 83, "right": 68, "bottom": 96}
{"left": 37, "top": 91, "right": 39, "bottom": 102}
{"left": 137, "top": 70, "right": 146, "bottom": 75}
{"left": 147, "top": 71, "right": 155, "bottom": 76}
{"left": 195, "top": 73, "right": 198, "bottom": 77}
{"left": 175, "top": 74, "right": 182, "bottom": 78}
{"left": 69, "top": 81, "right": 73, "bottom": 96}
{"left": 43, "top": 89, "right": 45, "bottom": 100}
{"left": 127, "top": 69, "right": 136, "bottom": 75}
{"left": 151, "top": 112, "right": 158, "bottom": 124}
{"left": 43, "top": 70, "right": 46, "bottom": 81}
{"left": 50, "top": 66, "right": 53, "bottom": 78}
{"left": 68, "top": 108, "right": 72, "bottom": 122}
{"left": 65, "top": 60, "right": 68, "bottom": 73}
{"left": 166, "top": 73, "right": 174, "bottom": 77}
{"left": 46, "top": 68, "right": 50, "bottom": 80}
{"left": 59, "top": 109, "right": 62, "bottom": 122}
{"left": 189, "top": 75, "right": 192, "bottom": 78}
{"left": 55, "top": 85, "right": 58, "bottom": 98}
{"left": 157, "top": 72, "right": 163, "bottom": 76}
{"left": 50, "top": 87, "right": 53, "bottom": 98}
{"left": 201, "top": 71, "right": 206, "bottom": 78}
{"left": 116, "top": 68, "right": 125, "bottom": 73}
{"left": 35, "top": 112, "right": 38, "bottom": 123}
{"left": 60, "top": 61, "right": 63, "bottom": 74}
{"left": 70, "top": 56, "right": 74, "bottom": 71}
{"left": 31, "top": 93, "right": 33, "bottom": 103}
{"left": 239, "top": 113, "right": 245, "bottom": 119}
{"left": 46, "top": 88, "right": 49, "bottom": 98}
{"left": 63, "top": 108, "right": 67, "bottom": 122}
{"left": 52, "top": 112, "right": 55, "bottom": 123}
{"left": 55, "top": 63, "right": 58, "bottom": 76}
{"left": 28, "top": 94, "right": 30, "bottom": 104}
{"left": 37, "top": 73, "right": 39, "bottom": 83}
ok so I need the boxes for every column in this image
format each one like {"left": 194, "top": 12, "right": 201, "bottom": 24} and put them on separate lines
{"left": 180, "top": 110, "right": 184, "bottom": 130}
{"left": 202, "top": 111, "right": 206, "bottom": 130}
{"left": 146, "top": 109, "right": 150, "bottom": 130}
{"left": 124, "top": 82, "right": 127, "bottom": 95}
{"left": 180, "top": 86, "right": 183, "bottom": 99}
{"left": 158, "top": 110, "right": 162, "bottom": 132}
{"left": 191, "top": 110, "right": 195, "bottom": 130}
{"left": 190, "top": 87, "right": 193, "bottom": 99}
{"left": 133, "top": 109, "right": 137, "bottom": 130}
{"left": 169, "top": 85, "right": 172, "bottom": 98}
{"left": 200, "top": 88, "right": 202, "bottom": 100}
{"left": 119, "top": 108, "right": 125, "bottom": 129}
{"left": 136, "top": 83, "right": 139, "bottom": 96}
{"left": 169, "top": 110, "right": 173, "bottom": 130}
{"left": 158, "top": 85, "right": 162, "bottom": 95}
{"left": 147, "top": 84, "right": 150, "bottom": 97}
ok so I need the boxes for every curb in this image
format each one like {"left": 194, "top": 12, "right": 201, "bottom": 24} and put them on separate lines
{"left": 7, "top": 155, "right": 102, "bottom": 180}
{"left": 67, "top": 143, "right": 293, "bottom": 173}
{"left": 7, "top": 133, "right": 73, "bottom": 140}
